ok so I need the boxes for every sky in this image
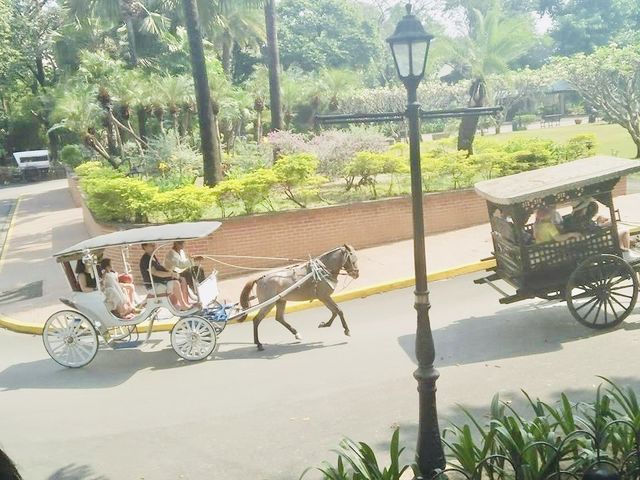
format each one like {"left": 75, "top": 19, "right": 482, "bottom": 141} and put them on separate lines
{"left": 357, "top": 0, "right": 552, "bottom": 35}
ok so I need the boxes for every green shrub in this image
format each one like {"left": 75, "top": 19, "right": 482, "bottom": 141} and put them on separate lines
{"left": 141, "top": 132, "right": 202, "bottom": 186}
{"left": 75, "top": 161, "right": 113, "bottom": 178}
{"left": 302, "top": 428, "right": 412, "bottom": 480}
{"left": 308, "top": 379, "right": 640, "bottom": 480}
{"left": 60, "top": 144, "right": 86, "bottom": 168}
{"left": 85, "top": 177, "right": 158, "bottom": 223}
{"left": 155, "top": 185, "right": 216, "bottom": 222}
{"left": 344, "top": 151, "right": 409, "bottom": 198}
{"left": 564, "top": 133, "right": 598, "bottom": 160}
{"left": 213, "top": 168, "right": 278, "bottom": 214}
{"left": 273, "top": 153, "right": 324, "bottom": 207}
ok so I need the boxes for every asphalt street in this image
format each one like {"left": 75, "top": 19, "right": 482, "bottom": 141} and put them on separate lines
{"left": 2, "top": 274, "right": 640, "bottom": 479}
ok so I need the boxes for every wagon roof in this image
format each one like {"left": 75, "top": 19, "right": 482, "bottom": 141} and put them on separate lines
{"left": 54, "top": 221, "right": 221, "bottom": 262}
{"left": 474, "top": 156, "right": 640, "bottom": 206}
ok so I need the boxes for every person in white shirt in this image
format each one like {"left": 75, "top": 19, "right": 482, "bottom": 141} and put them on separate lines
{"left": 165, "top": 241, "right": 203, "bottom": 301}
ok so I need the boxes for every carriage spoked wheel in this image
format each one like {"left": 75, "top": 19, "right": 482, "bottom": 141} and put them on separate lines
{"left": 566, "top": 254, "right": 639, "bottom": 329}
{"left": 43, "top": 310, "right": 99, "bottom": 368}
{"left": 170, "top": 316, "right": 217, "bottom": 361}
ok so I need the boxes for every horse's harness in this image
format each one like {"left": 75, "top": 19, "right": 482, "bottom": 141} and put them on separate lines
{"left": 308, "top": 246, "right": 357, "bottom": 292}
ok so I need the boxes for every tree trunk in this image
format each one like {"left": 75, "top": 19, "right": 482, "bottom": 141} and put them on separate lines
{"left": 35, "top": 54, "right": 46, "bottom": 88}
{"left": 137, "top": 107, "right": 148, "bottom": 143}
{"left": 264, "top": 0, "right": 284, "bottom": 131}
{"left": 124, "top": 15, "right": 138, "bottom": 67}
{"left": 254, "top": 112, "right": 262, "bottom": 143}
{"left": 457, "top": 78, "right": 486, "bottom": 154}
{"left": 120, "top": 0, "right": 138, "bottom": 67}
{"left": 182, "top": 0, "right": 222, "bottom": 185}
{"left": 221, "top": 31, "right": 232, "bottom": 77}
{"left": 48, "top": 130, "right": 59, "bottom": 162}
{"left": 212, "top": 111, "right": 223, "bottom": 166}
{"left": 105, "top": 111, "right": 118, "bottom": 156}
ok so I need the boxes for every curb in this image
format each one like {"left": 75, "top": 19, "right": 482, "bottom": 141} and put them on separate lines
{"left": 0, "top": 259, "right": 496, "bottom": 336}
{"left": 0, "top": 196, "right": 20, "bottom": 272}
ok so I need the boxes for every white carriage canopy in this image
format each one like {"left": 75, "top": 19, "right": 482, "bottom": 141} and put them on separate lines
{"left": 474, "top": 156, "right": 640, "bottom": 206}
{"left": 54, "top": 221, "right": 222, "bottom": 263}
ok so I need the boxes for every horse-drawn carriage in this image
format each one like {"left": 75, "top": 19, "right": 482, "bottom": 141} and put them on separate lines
{"left": 44, "top": 222, "right": 359, "bottom": 367}
{"left": 474, "top": 156, "right": 640, "bottom": 329}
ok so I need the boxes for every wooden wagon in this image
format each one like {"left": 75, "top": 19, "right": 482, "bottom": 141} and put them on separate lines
{"left": 474, "top": 156, "right": 640, "bottom": 329}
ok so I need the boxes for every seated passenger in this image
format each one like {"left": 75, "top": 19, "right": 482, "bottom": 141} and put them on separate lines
{"left": 534, "top": 207, "right": 582, "bottom": 244}
{"left": 574, "top": 199, "right": 638, "bottom": 259}
{"left": 563, "top": 200, "right": 601, "bottom": 235}
{"left": 165, "top": 241, "right": 204, "bottom": 300}
{"left": 99, "top": 258, "right": 137, "bottom": 319}
{"left": 75, "top": 260, "right": 97, "bottom": 292}
{"left": 139, "top": 243, "right": 191, "bottom": 310}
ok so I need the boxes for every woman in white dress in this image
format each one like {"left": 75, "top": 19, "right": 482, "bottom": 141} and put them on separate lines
{"left": 99, "top": 258, "right": 137, "bottom": 319}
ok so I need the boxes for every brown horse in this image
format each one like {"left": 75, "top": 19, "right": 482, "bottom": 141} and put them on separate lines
{"left": 239, "top": 245, "right": 359, "bottom": 351}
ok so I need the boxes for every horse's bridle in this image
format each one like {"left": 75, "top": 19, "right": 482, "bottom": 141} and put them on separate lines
{"left": 340, "top": 245, "right": 359, "bottom": 277}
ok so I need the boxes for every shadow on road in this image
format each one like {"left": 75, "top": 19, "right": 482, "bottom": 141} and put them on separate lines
{"left": 0, "top": 281, "right": 43, "bottom": 305}
{"left": 369, "top": 374, "right": 640, "bottom": 472}
{"left": 0, "top": 340, "right": 344, "bottom": 390}
{"left": 398, "top": 300, "right": 640, "bottom": 367}
{"left": 47, "top": 464, "right": 108, "bottom": 480}
{"left": 214, "top": 340, "right": 347, "bottom": 361}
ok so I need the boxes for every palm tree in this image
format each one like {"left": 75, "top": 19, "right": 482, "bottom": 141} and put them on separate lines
{"left": 263, "top": 0, "right": 283, "bottom": 131}
{"left": 246, "top": 65, "right": 270, "bottom": 141}
{"left": 159, "top": 74, "right": 193, "bottom": 134}
{"left": 444, "top": 0, "right": 535, "bottom": 153}
{"left": 211, "top": 3, "right": 265, "bottom": 76}
{"left": 62, "top": 0, "right": 165, "bottom": 67}
{"left": 51, "top": 83, "right": 118, "bottom": 166}
{"left": 182, "top": 0, "right": 221, "bottom": 185}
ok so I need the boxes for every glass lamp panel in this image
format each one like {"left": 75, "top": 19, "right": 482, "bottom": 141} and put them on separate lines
{"left": 411, "top": 40, "right": 429, "bottom": 77}
{"left": 392, "top": 42, "right": 411, "bottom": 78}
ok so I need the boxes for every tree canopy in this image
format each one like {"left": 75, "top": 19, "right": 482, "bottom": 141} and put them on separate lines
{"left": 277, "top": 0, "right": 381, "bottom": 72}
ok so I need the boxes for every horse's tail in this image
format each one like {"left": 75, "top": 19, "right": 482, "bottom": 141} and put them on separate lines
{"left": 237, "top": 279, "right": 258, "bottom": 323}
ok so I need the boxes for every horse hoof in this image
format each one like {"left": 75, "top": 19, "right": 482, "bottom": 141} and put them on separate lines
{"left": 318, "top": 322, "right": 328, "bottom": 328}
{"left": 344, "top": 329, "right": 351, "bottom": 337}
{"left": 257, "top": 344, "right": 264, "bottom": 351}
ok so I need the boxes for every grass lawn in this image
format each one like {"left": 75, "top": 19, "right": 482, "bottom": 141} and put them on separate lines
{"left": 490, "top": 122, "right": 638, "bottom": 159}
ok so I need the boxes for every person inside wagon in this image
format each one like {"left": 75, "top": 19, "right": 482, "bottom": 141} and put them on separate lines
{"left": 534, "top": 206, "right": 583, "bottom": 244}
{"left": 99, "top": 258, "right": 138, "bottom": 319}
{"left": 567, "top": 199, "right": 638, "bottom": 260}
{"left": 164, "top": 241, "right": 204, "bottom": 302}
{"left": 139, "top": 243, "right": 191, "bottom": 310}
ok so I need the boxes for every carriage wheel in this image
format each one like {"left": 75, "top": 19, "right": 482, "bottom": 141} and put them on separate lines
{"left": 43, "top": 310, "right": 99, "bottom": 368}
{"left": 170, "top": 316, "right": 217, "bottom": 361}
{"left": 566, "top": 254, "right": 639, "bottom": 329}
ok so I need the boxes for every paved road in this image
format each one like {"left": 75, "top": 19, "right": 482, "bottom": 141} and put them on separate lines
{"left": 2, "top": 274, "right": 640, "bottom": 479}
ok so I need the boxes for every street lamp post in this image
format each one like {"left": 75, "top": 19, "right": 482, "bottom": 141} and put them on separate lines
{"left": 386, "top": 5, "right": 446, "bottom": 478}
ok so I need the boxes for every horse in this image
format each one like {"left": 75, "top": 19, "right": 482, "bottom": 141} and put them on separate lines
{"left": 238, "top": 245, "right": 359, "bottom": 351}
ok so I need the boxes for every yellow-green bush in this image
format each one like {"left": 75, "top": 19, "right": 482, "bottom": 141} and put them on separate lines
{"left": 213, "top": 168, "right": 278, "bottom": 215}
{"left": 155, "top": 185, "right": 216, "bottom": 222}
{"left": 85, "top": 177, "right": 158, "bottom": 223}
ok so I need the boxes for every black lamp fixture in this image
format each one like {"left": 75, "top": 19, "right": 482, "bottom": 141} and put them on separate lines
{"left": 386, "top": 3, "right": 434, "bottom": 88}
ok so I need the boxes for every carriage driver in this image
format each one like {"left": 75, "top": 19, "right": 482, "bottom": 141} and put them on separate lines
{"left": 139, "top": 243, "right": 191, "bottom": 310}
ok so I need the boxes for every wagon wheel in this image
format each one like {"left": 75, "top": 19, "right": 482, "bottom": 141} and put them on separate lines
{"left": 43, "top": 310, "right": 99, "bottom": 368}
{"left": 170, "top": 316, "right": 217, "bottom": 361}
{"left": 108, "top": 325, "right": 136, "bottom": 341}
{"left": 566, "top": 254, "right": 639, "bottom": 329}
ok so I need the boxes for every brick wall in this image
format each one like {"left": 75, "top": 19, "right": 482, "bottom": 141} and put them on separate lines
{"left": 67, "top": 175, "right": 628, "bottom": 282}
